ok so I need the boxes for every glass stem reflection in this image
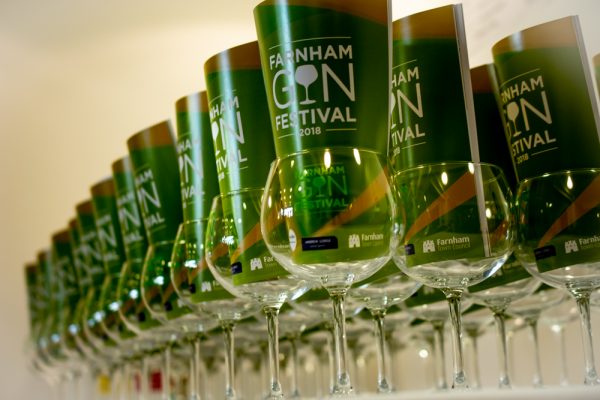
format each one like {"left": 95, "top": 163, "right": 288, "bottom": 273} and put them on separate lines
{"left": 467, "top": 332, "right": 481, "bottom": 389}
{"left": 574, "top": 291, "right": 600, "bottom": 385}
{"left": 221, "top": 321, "right": 237, "bottom": 400}
{"left": 526, "top": 317, "right": 543, "bottom": 387}
{"left": 371, "top": 309, "right": 391, "bottom": 393}
{"left": 289, "top": 336, "right": 301, "bottom": 399}
{"left": 263, "top": 305, "right": 284, "bottom": 399}
{"left": 431, "top": 320, "right": 447, "bottom": 390}
{"left": 189, "top": 337, "right": 202, "bottom": 400}
{"left": 330, "top": 290, "right": 353, "bottom": 395}
{"left": 443, "top": 289, "right": 468, "bottom": 389}
{"left": 493, "top": 311, "right": 511, "bottom": 389}
{"left": 553, "top": 324, "right": 569, "bottom": 386}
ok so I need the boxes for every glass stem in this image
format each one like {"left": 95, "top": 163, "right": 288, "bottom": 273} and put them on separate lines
{"left": 574, "top": 291, "right": 600, "bottom": 385}
{"left": 188, "top": 338, "right": 201, "bottom": 400}
{"left": 221, "top": 321, "right": 237, "bottom": 400}
{"left": 371, "top": 309, "right": 391, "bottom": 393}
{"left": 289, "top": 336, "right": 301, "bottom": 399}
{"left": 431, "top": 321, "right": 448, "bottom": 390}
{"left": 163, "top": 345, "right": 173, "bottom": 400}
{"left": 330, "top": 290, "right": 353, "bottom": 395}
{"left": 467, "top": 333, "right": 481, "bottom": 389}
{"left": 263, "top": 305, "right": 284, "bottom": 399}
{"left": 492, "top": 311, "right": 511, "bottom": 389}
{"left": 527, "top": 317, "right": 543, "bottom": 388}
{"left": 444, "top": 289, "right": 468, "bottom": 389}
{"left": 326, "top": 328, "right": 335, "bottom": 394}
{"left": 554, "top": 325, "right": 569, "bottom": 386}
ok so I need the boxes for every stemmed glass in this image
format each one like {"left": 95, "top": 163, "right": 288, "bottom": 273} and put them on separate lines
{"left": 205, "top": 188, "right": 308, "bottom": 399}
{"left": 393, "top": 162, "right": 514, "bottom": 389}
{"left": 540, "top": 298, "right": 579, "bottom": 386}
{"left": 461, "top": 305, "right": 494, "bottom": 389}
{"left": 261, "top": 147, "right": 395, "bottom": 395}
{"left": 170, "top": 218, "right": 256, "bottom": 400}
{"left": 514, "top": 169, "right": 600, "bottom": 385}
{"left": 349, "top": 263, "right": 421, "bottom": 392}
{"left": 506, "top": 286, "right": 567, "bottom": 387}
{"left": 278, "top": 306, "right": 318, "bottom": 399}
{"left": 404, "top": 287, "right": 473, "bottom": 391}
{"left": 467, "top": 255, "right": 540, "bottom": 388}
{"left": 127, "top": 120, "right": 205, "bottom": 400}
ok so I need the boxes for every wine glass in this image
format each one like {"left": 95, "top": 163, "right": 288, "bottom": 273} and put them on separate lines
{"left": 461, "top": 305, "right": 494, "bottom": 389}
{"left": 261, "top": 147, "right": 395, "bottom": 395}
{"left": 507, "top": 286, "right": 567, "bottom": 387}
{"left": 170, "top": 217, "right": 259, "bottom": 400}
{"left": 349, "top": 262, "right": 421, "bottom": 392}
{"left": 128, "top": 120, "right": 210, "bottom": 400}
{"left": 294, "top": 65, "right": 318, "bottom": 105}
{"left": 112, "top": 155, "right": 172, "bottom": 399}
{"left": 467, "top": 255, "right": 540, "bottom": 388}
{"left": 393, "top": 161, "right": 514, "bottom": 389}
{"left": 404, "top": 287, "right": 473, "bottom": 391}
{"left": 278, "top": 305, "right": 319, "bottom": 398}
{"left": 540, "top": 298, "right": 579, "bottom": 386}
{"left": 514, "top": 169, "right": 600, "bottom": 385}
{"left": 205, "top": 188, "right": 309, "bottom": 399}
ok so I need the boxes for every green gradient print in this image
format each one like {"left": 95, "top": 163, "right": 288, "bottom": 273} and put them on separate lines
{"left": 128, "top": 147, "right": 182, "bottom": 245}
{"left": 66, "top": 219, "right": 94, "bottom": 354}
{"left": 91, "top": 177, "right": 135, "bottom": 342}
{"left": 222, "top": 191, "right": 289, "bottom": 286}
{"left": 51, "top": 230, "right": 82, "bottom": 358}
{"left": 91, "top": 178, "right": 126, "bottom": 275}
{"left": 76, "top": 200, "right": 105, "bottom": 285}
{"left": 394, "top": 163, "right": 495, "bottom": 267}
{"left": 175, "top": 91, "right": 221, "bottom": 222}
{"left": 127, "top": 121, "right": 190, "bottom": 321}
{"left": 254, "top": 0, "right": 390, "bottom": 157}
{"left": 471, "top": 64, "right": 517, "bottom": 190}
{"left": 389, "top": 5, "right": 476, "bottom": 171}
{"left": 273, "top": 149, "right": 393, "bottom": 266}
{"left": 24, "top": 264, "right": 41, "bottom": 338}
{"left": 171, "top": 220, "right": 233, "bottom": 302}
{"left": 36, "top": 249, "right": 66, "bottom": 362}
{"left": 493, "top": 17, "right": 600, "bottom": 182}
{"left": 517, "top": 171, "right": 600, "bottom": 273}
{"left": 112, "top": 157, "right": 160, "bottom": 332}
{"left": 205, "top": 42, "right": 288, "bottom": 285}
{"left": 68, "top": 219, "right": 91, "bottom": 290}
{"left": 112, "top": 157, "right": 148, "bottom": 262}
{"left": 204, "top": 41, "right": 276, "bottom": 194}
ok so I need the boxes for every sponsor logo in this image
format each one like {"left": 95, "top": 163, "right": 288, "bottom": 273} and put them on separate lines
{"left": 564, "top": 240, "right": 579, "bottom": 253}
{"left": 348, "top": 234, "right": 360, "bottom": 248}
{"left": 423, "top": 240, "right": 435, "bottom": 253}
{"left": 250, "top": 258, "right": 264, "bottom": 271}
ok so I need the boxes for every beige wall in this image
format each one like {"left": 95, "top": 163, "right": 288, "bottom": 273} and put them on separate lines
{"left": 1, "top": 0, "right": 599, "bottom": 397}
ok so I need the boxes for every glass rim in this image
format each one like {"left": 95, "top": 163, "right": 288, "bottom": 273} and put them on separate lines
{"left": 179, "top": 218, "right": 209, "bottom": 226}
{"left": 518, "top": 167, "right": 600, "bottom": 185}
{"left": 392, "top": 161, "right": 505, "bottom": 177}
{"left": 212, "top": 187, "right": 264, "bottom": 202}
{"left": 270, "top": 146, "right": 385, "bottom": 165}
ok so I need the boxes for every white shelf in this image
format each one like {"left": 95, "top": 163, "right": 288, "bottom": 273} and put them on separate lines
{"left": 353, "top": 386, "right": 600, "bottom": 400}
